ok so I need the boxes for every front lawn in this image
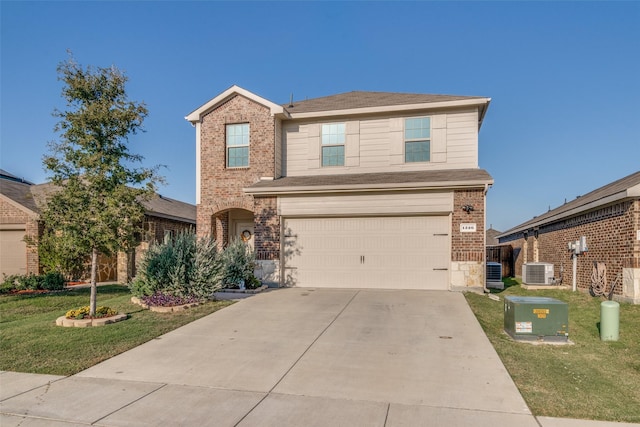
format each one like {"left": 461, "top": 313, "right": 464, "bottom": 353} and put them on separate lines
{"left": 0, "top": 285, "right": 233, "bottom": 375}
{"left": 465, "top": 280, "right": 640, "bottom": 423}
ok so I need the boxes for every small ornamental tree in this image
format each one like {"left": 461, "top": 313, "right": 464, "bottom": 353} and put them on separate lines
{"left": 41, "top": 54, "right": 162, "bottom": 316}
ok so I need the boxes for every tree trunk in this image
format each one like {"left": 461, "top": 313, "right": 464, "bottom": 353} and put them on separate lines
{"left": 90, "top": 247, "right": 98, "bottom": 316}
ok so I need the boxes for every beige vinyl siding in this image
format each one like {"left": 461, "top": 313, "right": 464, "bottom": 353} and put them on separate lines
{"left": 283, "top": 109, "right": 478, "bottom": 176}
{"left": 445, "top": 111, "right": 478, "bottom": 166}
{"left": 278, "top": 191, "right": 453, "bottom": 216}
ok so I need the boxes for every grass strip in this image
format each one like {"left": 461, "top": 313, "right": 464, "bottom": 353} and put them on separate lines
{"left": 465, "top": 280, "right": 640, "bottom": 423}
{"left": 0, "top": 285, "right": 233, "bottom": 376}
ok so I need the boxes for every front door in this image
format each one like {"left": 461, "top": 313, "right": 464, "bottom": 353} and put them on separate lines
{"left": 236, "top": 221, "right": 255, "bottom": 249}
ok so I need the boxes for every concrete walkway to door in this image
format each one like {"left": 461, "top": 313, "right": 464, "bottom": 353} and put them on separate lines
{"left": 2, "top": 289, "right": 629, "bottom": 426}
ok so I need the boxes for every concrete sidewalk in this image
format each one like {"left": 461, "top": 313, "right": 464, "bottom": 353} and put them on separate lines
{"left": 1, "top": 288, "right": 638, "bottom": 426}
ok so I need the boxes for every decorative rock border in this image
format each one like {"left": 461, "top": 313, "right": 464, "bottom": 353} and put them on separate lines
{"left": 130, "top": 296, "right": 202, "bottom": 313}
{"left": 55, "top": 314, "right": 128, "bottom": 328}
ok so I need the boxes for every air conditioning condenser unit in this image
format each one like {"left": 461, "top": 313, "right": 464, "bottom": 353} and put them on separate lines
{"left": 522, "top": 262, "right": 554, "bottom": 285}
{"left": 486, "top": 262, "right": 504, "bottom": 290}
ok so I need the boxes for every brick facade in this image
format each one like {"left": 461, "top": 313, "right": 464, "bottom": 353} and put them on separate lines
{"left": 501, "top": 200, "right": 640, "bottom": 300}
{"left": 450, "top": 189, "right": 486, "bottom": 287}
{"left": 197, "top": 95, "right": 277, "bottom": 241}
{"left": 193, "top": 89, "right": 491, "bottom": 290}
{"left": 451, "top": 189, "right": 486, "bottom": 262}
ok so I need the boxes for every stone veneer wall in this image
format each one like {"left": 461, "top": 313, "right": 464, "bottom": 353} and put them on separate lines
{"left": 450, "top": 189, "right": 486, "bottom": 288}
{"left": 501, "top": 199, "right": 640, "bottom": 303}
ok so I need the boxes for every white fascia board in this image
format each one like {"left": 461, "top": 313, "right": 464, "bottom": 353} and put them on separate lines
{"left": 195, "top": 122, "right": 201, "bottom": 205}
{"left": 244, "top": 179, "right": 493, "bottom": 196}
{"left": 185, "top": 85, "right": 284, "bottom": 123}
{"left": 286, "top": 98, "right": 491, "bottom": 120}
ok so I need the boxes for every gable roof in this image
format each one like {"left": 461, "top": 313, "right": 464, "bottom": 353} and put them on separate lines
{"left": 498, "top": 170, "right": 640, "bottom": 238}
{"left": 245, "top": 169, "right": 493, "bottom": 195}
{"left": 185, "top": 85, "right": 285, "bottom": 123}
{"left": 0, "top": 174, "right": 196, "bottom": 223}
{"left": 0, "top": 177, "right": 40, "bottom": 216}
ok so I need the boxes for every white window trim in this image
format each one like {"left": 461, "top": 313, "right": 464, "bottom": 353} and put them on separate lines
{"left": 404, "top": 117, "right": 431, "bottom": 163}
{"left": 321, "top": 123, "right": 346, "bottom": 167}
{"left": 226, "top": 123, "right": 250, "bottom": 168}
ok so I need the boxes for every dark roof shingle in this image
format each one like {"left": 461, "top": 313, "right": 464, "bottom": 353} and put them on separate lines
{"left": 499, "top": 170, "right": 640, "bottom": 237}
{"left": 285, "top": 91, "right": 487, "bottom": 114}
{"left": 247, "top": 169, "right": 493, "bottom": 192}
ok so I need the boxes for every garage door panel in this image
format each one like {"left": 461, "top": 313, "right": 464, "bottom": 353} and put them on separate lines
{"left": 284, "top": 216, "right": 450, "bottom": 290}
{"left": 0, "top": 229, "right": 28, "bottom": 277}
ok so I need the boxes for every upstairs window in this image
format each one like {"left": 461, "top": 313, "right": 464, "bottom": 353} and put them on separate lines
{"left": 404, "top": 117, "right": 430, "bottom": 163}
{"left": 321, "top": 123, "right": 345, "bottom": 167}
{"left": 226, "top": 123, "right": 249, "bottom": 168}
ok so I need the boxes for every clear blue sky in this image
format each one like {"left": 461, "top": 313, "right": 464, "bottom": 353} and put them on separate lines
{"left": 2, "top": 1, "right": 639, "bottom": 232}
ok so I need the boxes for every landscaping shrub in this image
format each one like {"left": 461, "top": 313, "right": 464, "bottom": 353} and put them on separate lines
{"left": 41, "top": 272, "right": 66, "bottom": 290}
{"left": 221, "top": 238, "right": 260, "bottom": 289}
{"left": 0, "top": 272, "right": 66, "bottom": 293}
{"left": 131, "top": 231, "right": 224, "bottom": 299}
{"left": 131, "top": 232, "right": 261, "bottom": 301}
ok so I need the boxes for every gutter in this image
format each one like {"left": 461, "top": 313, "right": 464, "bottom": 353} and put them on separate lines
{"left": 245, "top": 179, "right": 494, "bottom": 196}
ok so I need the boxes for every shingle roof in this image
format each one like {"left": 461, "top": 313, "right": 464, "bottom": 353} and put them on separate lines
{"left": 246, "top": 169, "right": 493, "bottom": 193}
{"left": 144, "top": 194, "right": 196, "bottom": 223}
{"left": 0, "top": 178, "right": 39, "bottom": 214}
{"left": 0, "top": 175, "right": 196, "bottom": 223}
{"left": 498, "top": 170, "right": 640, "bottom": 237}
{"left": 284, "top": 91, "right": 487, "bottom": 114}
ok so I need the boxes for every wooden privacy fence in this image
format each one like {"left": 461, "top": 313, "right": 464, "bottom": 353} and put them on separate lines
{"left": 486, "top": 245, "right": 514, "bottom": 278}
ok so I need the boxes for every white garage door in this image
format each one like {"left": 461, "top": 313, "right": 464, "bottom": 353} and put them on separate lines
{"left": 283, "top": 216, "right": 450, "bottom": 290}
{"left": 0, "top": 229, "right": 27, "bottom": 277}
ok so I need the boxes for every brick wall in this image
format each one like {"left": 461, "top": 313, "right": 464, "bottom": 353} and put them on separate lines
{"left": 451, "top": 189, "right": 485, "bottom": 261}
{"left": 0, "top": 198, "right": 40, "bottom": 274}
{"left": 197, "top": 94, "right": 277, "bottom": 240}
{"left": 254, "top": 196, "right": 279, "bottom": 261}
{"left": 450, "top": 189, "right": 486, "bottom": 288}
{"left": 502, "top": 200, "right": 640, "bottom": 297}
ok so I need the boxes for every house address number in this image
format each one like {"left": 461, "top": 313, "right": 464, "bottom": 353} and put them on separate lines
{"left": 460, "top": 223, "right": 477, "bottom": 233}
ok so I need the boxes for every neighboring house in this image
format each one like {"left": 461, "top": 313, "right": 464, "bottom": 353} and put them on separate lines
{"left": 0, "top": 171, "right": 196, "bottom": 282}
{"left": 497, "top": 171, "right": 640, "bottom": 304}
{"left": 486, "top": 226, "right": 501, "bottom": 246}
{"left": 186, "top": 86, "right": 494, "bottom": 290}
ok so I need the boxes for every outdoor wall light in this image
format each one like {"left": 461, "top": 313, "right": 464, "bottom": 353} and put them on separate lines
{"left": 462, "top": 205, "right": 474, "bottom": 213}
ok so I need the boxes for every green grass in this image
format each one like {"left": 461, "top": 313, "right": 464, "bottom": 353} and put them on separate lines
{"left": 0, "top": 285, "right": 233, "bottom": 376}
{"left": 465, "top": 279, "right": 640, "bottom": 423}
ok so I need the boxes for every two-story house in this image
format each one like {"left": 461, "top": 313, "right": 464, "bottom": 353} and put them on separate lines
{"left": 186, "top": 86, "right": 493, "bottom": 290}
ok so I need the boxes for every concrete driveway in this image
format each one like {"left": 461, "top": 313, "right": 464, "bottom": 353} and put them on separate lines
{"left": 1, "top": 288, "right": 536, "bottom": 426}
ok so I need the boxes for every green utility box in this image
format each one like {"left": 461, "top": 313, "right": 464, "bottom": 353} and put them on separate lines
{"left": 504, "top": 296, "right": 569, "bottom": 342}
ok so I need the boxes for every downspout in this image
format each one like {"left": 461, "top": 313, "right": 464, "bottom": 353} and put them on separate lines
{"left": 483, "top": 183, "right": 489, "bottom": 293}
